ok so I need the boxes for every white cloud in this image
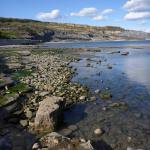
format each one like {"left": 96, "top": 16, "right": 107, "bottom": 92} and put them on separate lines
{"left": 70, "top": 7, "right": 113, "bottom": 21}
{"left": 36, "top": 9, "right": 61, "bottom": 21}
{"left": 70, "top": 8, "right": 98, "bottom": 17}
{"left": 123, "top": 0, "right": 150, "bottom": 12}
{"left": 123, "top": 0, "right": 150, "bottom": 21}
{"left": 124, "top": 12, "right": 150, "bottom": 20}
{"left": 102, "top": 9, "right": 113, "bottom": 15}
{"left": 93, "top": 15, "right": 106, "bottom": 21}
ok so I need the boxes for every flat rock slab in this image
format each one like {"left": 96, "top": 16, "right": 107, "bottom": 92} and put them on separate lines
{"left": 34, "top": 96, "right": 64, "bottom": 133}
{"left": 0, "top": 74, "right": 14, "bottom": 89}
{"left": 37, "top": 132, "right": 94, "bottom": 150}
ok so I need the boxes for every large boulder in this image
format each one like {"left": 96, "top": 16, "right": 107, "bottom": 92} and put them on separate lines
{"left": 34, "top": 96, "right": 64, "bottom": 132}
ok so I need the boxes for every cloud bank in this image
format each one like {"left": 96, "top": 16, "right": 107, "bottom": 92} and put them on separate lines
{"left": 70, "top": 7, "right": 113, "bottom": 21}
{"left": 123, "top": 0, "right": 150, "bottom": 20}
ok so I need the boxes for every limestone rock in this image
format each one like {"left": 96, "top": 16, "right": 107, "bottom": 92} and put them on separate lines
{"left": 38, "top": 132, "right": 94, "bottom": 150}
{"left": 34, "top": 96, "right": 64, "bottom": 132}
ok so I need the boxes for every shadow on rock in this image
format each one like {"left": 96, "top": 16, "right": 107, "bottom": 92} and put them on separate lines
{"left": 92, "top": 140, "right": 113, "bottom": 150}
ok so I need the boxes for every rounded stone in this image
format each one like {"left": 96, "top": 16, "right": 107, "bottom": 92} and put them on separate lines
{"left": 26, "top": 110, "right": 32, "bottom": 119}
{"left": 94, "top": 128, "right": 103, "bottom": 136}
{"left": 19, "top": 120, "right": 28, "bottom": 127}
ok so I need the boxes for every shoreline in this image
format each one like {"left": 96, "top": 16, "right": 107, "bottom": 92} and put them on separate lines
{"left": 0, "top": 47, "right": 92, "bottom": 149}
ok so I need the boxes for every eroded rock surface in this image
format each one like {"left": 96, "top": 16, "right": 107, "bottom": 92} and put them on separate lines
{"left": 34, "top": 96, "right": 64, "bottom": 132}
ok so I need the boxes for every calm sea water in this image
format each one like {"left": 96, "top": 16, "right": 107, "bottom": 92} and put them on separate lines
{"left": 42, "top": 40, "right": 150, "bottom": 48}
{"left": 60, "top": 41, "right": 150, "bottom": 149}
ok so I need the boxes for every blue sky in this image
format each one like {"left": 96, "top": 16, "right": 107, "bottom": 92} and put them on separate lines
{"left": 1, "top": 0, "right": 150, "bottom": 32}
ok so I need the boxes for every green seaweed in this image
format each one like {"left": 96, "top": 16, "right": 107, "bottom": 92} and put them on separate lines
{"left": 7, "top": 83, "right": 31, "bottom": 93}
{"left": 12, "top": 70, "right": 33, "bottom": 79}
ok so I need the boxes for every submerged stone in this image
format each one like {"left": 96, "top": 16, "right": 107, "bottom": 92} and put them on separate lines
{"left": 100, "top": 91, "right": 112, "bottom": 100}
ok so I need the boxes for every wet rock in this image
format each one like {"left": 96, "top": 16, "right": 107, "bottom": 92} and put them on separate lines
{"left": 20, "top": 120, "right": 28, "bottom": 127}
{"left": 86, "top": 63, "right": 91, "bottom": 67}
{"left": 6, "top": 63, "right": 22, "bottom": 70}
{"left": 108, "top": 51, "right": 120, "bottom": 54}
{"left": 39, "top": 91, "right": 49, "bottom": 97}
{"left": 34, "top": 96, "right": 64, "bottom": 132}
{"left": 100, "top": 91, "right": 112, "bottom": 100}
{"left": 121, "top": 51, "right": 129, "bottom": 55}
{"left": 90, "top": 96, "right": 96, "bottom": 101}
{"left": 127, "top": 148, "right": 134, "bottom": 150}
{"left": 39, "top": 132, "right": 94, "bottom": 150}
{"left": 95, "top": 89, "right": 100, "bottom": 94}
{"left": 25, "top": 109, "right": 33, "bottom": 119}
{"left": 79, "top": 96, "right": 86, "bottom": 101}
{"left": 34, "top": 91, "right": 38, "bottom": 95}
{"left": 134, "top": 113, "right": 142, "bottom": 118}
{"left": 0, "top": 136, "right": 12, "bottom": 150}
{"left": 107, "top": 64, "right": 112, "bottom": 69}
{"left": 127, "top": 147, "right": 143, "bottom": 150}
{"left": 127, "top": 136, "right": 132, "bottom": 143}
{"left": 0, "top": 75, "right": 14, "bottom": 89}
{"left": 32, "top": 143, "right": 40, "bottom": 149}
{"left": 102, "top": 107, "right": 107, "bottom": 111}
{"left": 17, "top": 50, "right": 31, "bottom": 56}
{"left": 59, "top": 128, "right": 72, "bottom": 136}
{"left": 68, "top": 125, "right": 78, "bottom": 131}
{"left": 109, "top": 102, "right": 128, "bottom": 110}
{"left": 94, "top": 128, "right": 103, "bottom": 136}
{"left": 80, "top": 138, "right": 86, "bottom": 143}
{"left": 80, "top": 140, "right": 94, "bottom": 150}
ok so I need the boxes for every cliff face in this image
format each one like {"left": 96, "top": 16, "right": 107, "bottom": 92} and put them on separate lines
{"left": 0, "top": 17, "right": 150, "bottom": 42}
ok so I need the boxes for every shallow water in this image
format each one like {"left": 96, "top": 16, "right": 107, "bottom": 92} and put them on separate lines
{"left": 63, "top": 43, "right": 150, "bottom": 149}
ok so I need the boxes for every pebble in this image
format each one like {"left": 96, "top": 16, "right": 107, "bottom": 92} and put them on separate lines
{"left": 35, "top": 91, "right": 38, "bottom": 95}
{"left": 59, "top": 128, "right": 72, "bottom": 136}
{"left": 94, "top": 128, "right": 103, "bottom": 135}
{"left": 53, "top": 139, "right": 59, "bottom": 144}
{"left": 90, "top": 96, "right": 96, "bottom": 101}
{"left": 134, "top": 113, "right": 142, "bottom": 118}
{"left": 32, "top": 143, "right": 39, "bottom": 149}
{"left": 19, "top": 120, "right": 28, "bottom": 127}
{"left": 107, "top": 64, "right": 112, "bottom": 69}
{"left": 79, "top": 96, "right": 86, "bottom": 101}
{"left": 80, "top": 138, "right": 86, "bottom": 143}
{"left": 102, "top": 107, "right": 107, "bottom": 111}
{"left": 127, "top": 136, "right": 132, "bottom": 143}
{"left": 95, "top": 89, "right": 100, "bottom": 94}
{"left": 25, "top": 109, "right": 32, "bottom": 119}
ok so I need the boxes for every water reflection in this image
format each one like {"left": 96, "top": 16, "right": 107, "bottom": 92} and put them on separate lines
{"left": 124, "top": 56, "right": 150, "bottom": 93}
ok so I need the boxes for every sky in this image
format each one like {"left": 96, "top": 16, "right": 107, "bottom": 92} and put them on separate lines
{"left": 0, "top": 0, "right": 150, "bottom": 32}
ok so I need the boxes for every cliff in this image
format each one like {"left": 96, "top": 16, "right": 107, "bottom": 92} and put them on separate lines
{"left": 0, "top": 17, "right": 150, "bottom": 42}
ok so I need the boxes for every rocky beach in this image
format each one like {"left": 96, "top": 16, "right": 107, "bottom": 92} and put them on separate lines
{"left": 0, "top": 47, "right": 93, "bottom": 150}
{"left": 0, "top": 43, "right": 150, "bottom": 150}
